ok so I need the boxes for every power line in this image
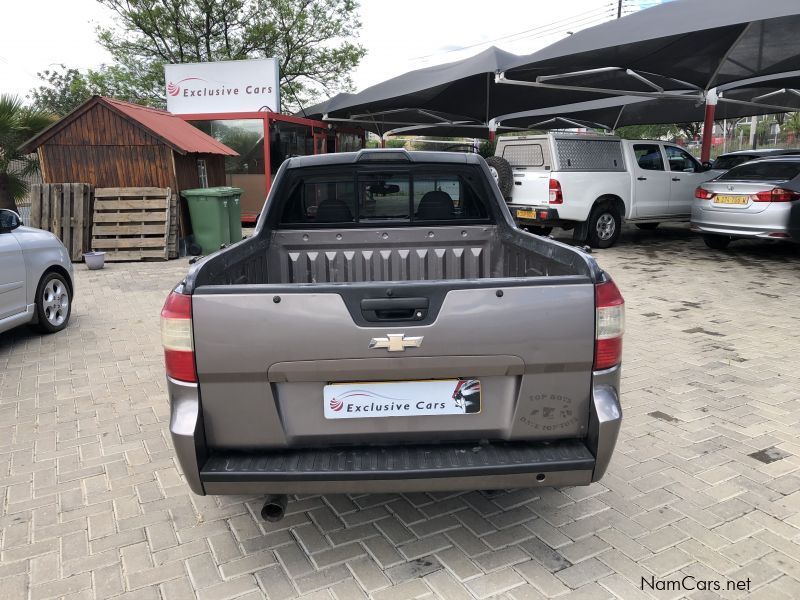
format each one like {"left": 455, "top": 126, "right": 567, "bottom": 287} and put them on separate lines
{"left": 408, "top": 0, "right": 667, "bottom": 70}
{"left": 508, "top": 10, "right": 616, "bottom": 43}
{"left": 411, "top": 3, "right": 615, "bottom": 60}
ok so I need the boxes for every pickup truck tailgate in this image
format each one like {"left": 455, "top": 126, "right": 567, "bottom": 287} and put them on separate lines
{"left": 192, "top": 280, "right": 595, "bottom": 449}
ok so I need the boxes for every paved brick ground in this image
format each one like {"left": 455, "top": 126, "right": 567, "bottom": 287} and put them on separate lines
{"left": 2, "top": 224, "right": 800, "bottom": 600}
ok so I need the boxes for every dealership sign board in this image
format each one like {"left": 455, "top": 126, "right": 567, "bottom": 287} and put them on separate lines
{"left": 164, "top": 58, "right": 280, "bottom": 115}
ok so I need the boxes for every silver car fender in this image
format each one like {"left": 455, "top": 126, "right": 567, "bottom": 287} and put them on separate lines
{"left": 14, "top": 226, "right": 74, "bottom": 306}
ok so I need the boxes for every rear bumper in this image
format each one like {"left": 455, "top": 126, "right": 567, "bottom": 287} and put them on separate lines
{"left": 169, "top": 371, "right": 622, "bottom": 495}
{"left": 202, "top": 440, "right": 596, "bottom": 494}
{"left": 508, "top": 205, "right": 567, "bottom": 226}
{"left": 690, "top": 222, "right": 794, "bottom": 240}
{"left": 691, "top": 201, "right": 795, "bottom": 239}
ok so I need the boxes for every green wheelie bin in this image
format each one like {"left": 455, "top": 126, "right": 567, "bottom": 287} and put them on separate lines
{"left": 181, "top": 188, "right": 232, "bottom": 255}
{"left": 225, "top": 187, "right": 243, "bottom": 244}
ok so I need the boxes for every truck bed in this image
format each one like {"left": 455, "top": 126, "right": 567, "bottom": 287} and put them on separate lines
{"left": 187, "top": 224, "right": 595, "bottom": 289}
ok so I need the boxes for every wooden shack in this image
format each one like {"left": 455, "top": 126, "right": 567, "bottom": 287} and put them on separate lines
{"left": 21, "top": 96, "right": 237, "bottom": 192}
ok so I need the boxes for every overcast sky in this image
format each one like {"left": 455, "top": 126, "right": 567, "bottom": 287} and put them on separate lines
{"left": 0, "top": 0, "right": 665, "bottom": 102}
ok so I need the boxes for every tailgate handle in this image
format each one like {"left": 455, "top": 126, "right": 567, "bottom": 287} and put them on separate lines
{"left": 361, "top": 297, "right": 429, "bottom": 322}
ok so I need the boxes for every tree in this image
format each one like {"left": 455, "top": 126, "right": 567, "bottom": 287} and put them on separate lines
{"left": 93, "top": 0, "right": 366, "bottom": 111}
{"left": 0, "top": 95, "right": 55, "bottom": 212}
{"left": 30, "top": 67, "right": 94, "bottom": 116}
{"left": 784, "top": 112, "right": 800, "bottom": 138}
{"left": 676, "top": 122, "right": 702, "bottom": 142}
{"left": 615, "top": 123, "right": 677, "bottom": 140}
{"left": 30, "top": 64, "right": 162, "bottom": 116}
{"left": 478, "top": 139, "right": 496, "bottom": 158}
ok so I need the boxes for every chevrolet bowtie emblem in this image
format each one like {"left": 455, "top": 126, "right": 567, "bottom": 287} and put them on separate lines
{"left": 369, "top": 333, "right": 424, "bottom": 352}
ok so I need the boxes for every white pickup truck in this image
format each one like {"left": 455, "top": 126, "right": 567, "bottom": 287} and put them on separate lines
{"left": 487, "top": 134, "right": 718, "bottom": 247}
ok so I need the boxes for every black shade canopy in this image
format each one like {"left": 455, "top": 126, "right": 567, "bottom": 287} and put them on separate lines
{"left": 496, "top": 88, "right": 800, "bottom": 132}
{"left": 311, "top": 107, "right": 488, "bottom": 137}
{"left": 501, "top": 0, "right": 800, "bottom": 95}
{"left": 320, "top": 46, "right": 623, "bottom": 124}
{"left": 321, "top": 46, "right": 516, "bottom": 123}
{"left": 300, "top": 95, "right": 491, "bottom": 137}
{"left": 300, "top": 93, "right": 354, "bottom": 120}
{"left": 384, "top": 77, "right": 800, "bottom": 139}
{"left": 715, "top": 70, "right": 800, "bottom": 110}
{"left": 382, "top": 123, "right": 522, "bottom": 139}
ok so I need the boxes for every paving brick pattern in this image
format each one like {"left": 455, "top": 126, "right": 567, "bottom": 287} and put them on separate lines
{"left": 1, "top": 224, "right": 799, "bottom": 599}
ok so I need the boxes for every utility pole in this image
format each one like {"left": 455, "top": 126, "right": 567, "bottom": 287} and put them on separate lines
{"left": 749, "top": 115, "right": 758, "bottom": 150}
{"left": 617, "top": 0, "right": 623, "bottom": 18}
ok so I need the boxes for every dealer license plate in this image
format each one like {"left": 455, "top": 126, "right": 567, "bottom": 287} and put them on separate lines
{"left": 324, "top": 379, "right": 481, "bottom": 419}
{"left": 714, "top": 195, "right": 748, "bottom": 205}
{"left": 516, "top": 209, "right": 537, "bottom": 220}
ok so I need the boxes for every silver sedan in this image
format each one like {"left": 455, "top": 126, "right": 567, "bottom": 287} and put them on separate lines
{"left": 691, "top": 157, "right": 800, "bottom": 249}
{"left": 0, "top": 208, "right": 74, "bottom": 335}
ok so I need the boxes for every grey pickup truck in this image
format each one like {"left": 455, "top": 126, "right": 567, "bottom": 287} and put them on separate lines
{"left": 162, "top": 149, "right": 624, "bottom": 520}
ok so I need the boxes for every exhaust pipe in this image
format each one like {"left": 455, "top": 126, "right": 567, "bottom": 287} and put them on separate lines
{"left": 260, "top": 494, "right": 288, "bottom": 522}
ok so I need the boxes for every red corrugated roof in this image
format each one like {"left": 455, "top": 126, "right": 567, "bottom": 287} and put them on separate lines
{"left": 103, "top": 97, "right": 238, "bottom": 156}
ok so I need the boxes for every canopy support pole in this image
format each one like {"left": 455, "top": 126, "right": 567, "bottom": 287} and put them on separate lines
{"left": 700, "top": 89, "right": 718, "bottom": 164}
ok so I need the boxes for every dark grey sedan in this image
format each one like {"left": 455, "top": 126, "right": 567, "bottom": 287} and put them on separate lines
{"left": 712, "top": 148, "right": 800, "bottom": 172}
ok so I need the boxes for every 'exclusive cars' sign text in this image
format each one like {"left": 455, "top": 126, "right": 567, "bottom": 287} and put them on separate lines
{"left": 164, "top": 58, "right": 280, "bottom": 115}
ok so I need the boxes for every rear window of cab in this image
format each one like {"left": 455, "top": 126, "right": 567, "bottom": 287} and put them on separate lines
{"left": 279, "top": 169, "right": 492, "bottom": 226}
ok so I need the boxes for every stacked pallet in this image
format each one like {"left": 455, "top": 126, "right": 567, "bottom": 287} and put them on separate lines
{"left": 29, "top": 183, "right": 93, "bottom": 261}
{"left": 92, "top": 187, "right": 176, "bottom": 261}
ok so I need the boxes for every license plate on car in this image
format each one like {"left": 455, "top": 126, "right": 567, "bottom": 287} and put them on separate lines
{"left": 516, "top": 209, "right": 537, "bottom": 219}
{"left": 714, "top": 195, "right": 748, "bottom": 205}
{"left": 324, "top": 379, "right": 481, "bottom": 419}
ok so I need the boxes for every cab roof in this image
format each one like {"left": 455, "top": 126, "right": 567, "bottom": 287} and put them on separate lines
{"left": 284, "top": 149, "right": 481, "bottom": 169}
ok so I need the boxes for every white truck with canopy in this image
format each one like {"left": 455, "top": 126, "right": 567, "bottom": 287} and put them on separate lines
{"left": 487, "top": 134, "right": 717, "bottom": 247}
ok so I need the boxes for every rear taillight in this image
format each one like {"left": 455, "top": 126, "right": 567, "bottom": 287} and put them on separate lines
{"left": 549, "top": 179, "right": 563, "bottom": 204}
{"left": 695, "top": 187, "right": 714, "bottom": 200}
{"left": 594, "top": 279, "right": 625, "bottom": 371}
{"left": 753, "top": 187, "right": 800, "bottom": 202}
{"left": 161, "top": 291, "right": 196, "bottom": 383}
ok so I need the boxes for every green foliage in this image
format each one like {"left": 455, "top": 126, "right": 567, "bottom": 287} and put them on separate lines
{"left": 86, "top": 0, "right": 366, "bottom": 111}
{"left": 478, "top": 139, "right": 496, "bottom": 158}
{"left": 30, "top": 67, "right": 94, "bottom": 116}
{"left": 616, "top": 123, "right": 678, "bottom": 140}
{"left": 0, "top": 95, "right": 56, "bottom": 211}
{"left": 738, "top": 119, "right": 773, "bottom": 145}
{"left": 30, "top": 64, "right": 149, "bottom": 116}
{"left": 783, "top": 112, "right": 800, "bottom": 137}
{"left": 676, "top": 122, "right": 702, "bottom": 141}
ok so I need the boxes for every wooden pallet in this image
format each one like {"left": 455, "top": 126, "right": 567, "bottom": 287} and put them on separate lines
{"left": 29, "top": 183, "right": 93, "bottom": 261}
{"left": 92, "top": 187, "right": 174, "bottom": 261}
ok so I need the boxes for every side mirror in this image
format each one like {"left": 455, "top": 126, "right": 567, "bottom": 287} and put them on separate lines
{"left": 0, "top": 209, "right": 22, "bottom": 232}
{"left": 701, "top": 161, "right": 714, "bottom": 171}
